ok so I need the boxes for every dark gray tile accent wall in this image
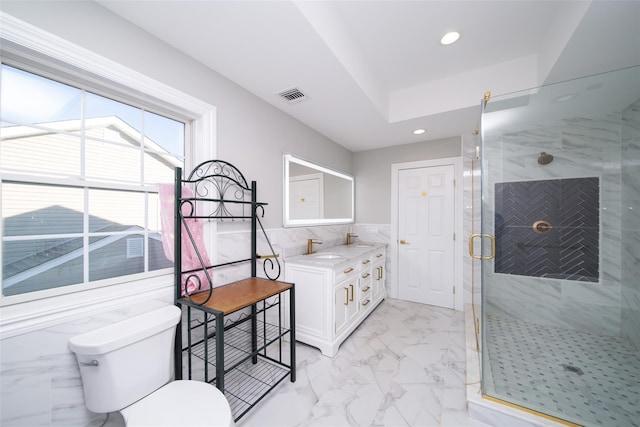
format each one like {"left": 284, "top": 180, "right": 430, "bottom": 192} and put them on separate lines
{"left": 495, "top": 177, "right": 600, "bottom": 282}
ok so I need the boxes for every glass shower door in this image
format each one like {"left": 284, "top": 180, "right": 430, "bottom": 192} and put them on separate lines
{"left": 479, "top": 66, "right": 640, "bottom": 426}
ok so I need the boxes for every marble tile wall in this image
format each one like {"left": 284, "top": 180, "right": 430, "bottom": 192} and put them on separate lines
{"left": 0, "top": 223, "right": 392, "bottom": 427}
{"left": 0, "top": 295, "right": 173, "bottom": 427}
{"left": 482, "top": 110, "right": 624, "bottom": 336}
{"left": 621, "top": 98, "right": 640, "bottom": 350}
{"left": 216, "top": 223, "right": 392, "bottom": 290}
{"left": 462, "top": 134, "right": 482, "bottom": 340}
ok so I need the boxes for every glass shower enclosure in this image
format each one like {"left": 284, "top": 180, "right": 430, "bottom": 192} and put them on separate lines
{"left": 479, "top": 66, "right": 640, "bottom": 426}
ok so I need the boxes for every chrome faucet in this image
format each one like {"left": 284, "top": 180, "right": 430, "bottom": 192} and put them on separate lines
{"left": 307, "top": 239, "right": 322, "bottom": 254}
{"left": 346, "top": 232, "right": 358, "bottom": 246}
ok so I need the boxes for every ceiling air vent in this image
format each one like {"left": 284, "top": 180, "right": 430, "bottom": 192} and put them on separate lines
{"left": 275, "top": 87, "right": 309, "bottom": 104}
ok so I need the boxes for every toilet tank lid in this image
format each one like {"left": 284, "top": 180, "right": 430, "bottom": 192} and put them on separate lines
{"left": 69, "top": 305, "right": 181, "bottom": 355}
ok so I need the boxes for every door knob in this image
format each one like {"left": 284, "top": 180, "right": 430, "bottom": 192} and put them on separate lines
{"left": 399, "top": 239, "right": 409, "bottom": 245}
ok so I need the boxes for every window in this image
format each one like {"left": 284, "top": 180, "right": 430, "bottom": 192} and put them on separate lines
{"left": 1, "top": 64, "right": 185, "bottom": 296}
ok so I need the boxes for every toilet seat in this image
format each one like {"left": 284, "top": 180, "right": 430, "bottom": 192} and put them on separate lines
{"left": 121, "top": 380, "right": 234, "bottom": 427}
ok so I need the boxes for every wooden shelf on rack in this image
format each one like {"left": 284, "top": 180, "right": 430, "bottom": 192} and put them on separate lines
{"left": 180, "top": 277, "right": 292, "bottom": 315}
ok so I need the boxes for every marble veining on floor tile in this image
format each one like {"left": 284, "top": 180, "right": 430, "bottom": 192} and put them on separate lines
{"left": 240, "top": 299, "right": 486, "bottom": 427}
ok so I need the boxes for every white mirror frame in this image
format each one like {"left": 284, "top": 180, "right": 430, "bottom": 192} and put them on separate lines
{"left": 283, "top": 154, "right": 354, "bottom": 227}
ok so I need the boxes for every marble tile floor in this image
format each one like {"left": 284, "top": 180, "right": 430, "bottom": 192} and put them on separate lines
{"left": 239, "top": 299, "right": 488, "bottom": 427}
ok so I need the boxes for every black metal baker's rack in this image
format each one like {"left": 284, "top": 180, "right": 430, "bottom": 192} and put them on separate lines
{"left": 172, "top": 160, "right": 296, "bottom": 421}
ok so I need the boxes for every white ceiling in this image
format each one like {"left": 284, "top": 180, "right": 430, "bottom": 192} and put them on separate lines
{"left": 97, "top": 0, "right": 640, "bottom": 152}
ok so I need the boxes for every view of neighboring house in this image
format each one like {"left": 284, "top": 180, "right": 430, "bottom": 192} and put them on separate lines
{"left": 2, "top": 116, "right": 180, "bottom": 295}
{"left": 3, "top": 205, "right": 171, "bottom": 295}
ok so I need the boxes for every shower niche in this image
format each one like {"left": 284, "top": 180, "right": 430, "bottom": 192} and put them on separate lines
{"left": 494, "top": 177, "right": 600, "bottom": 282}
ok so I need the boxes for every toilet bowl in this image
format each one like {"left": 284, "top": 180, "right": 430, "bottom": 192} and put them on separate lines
{"left": 69, "top": 305, "right": 234, "bottom": 427}
{"left": 120, "top": 380, "right": 232, "bottom": 427}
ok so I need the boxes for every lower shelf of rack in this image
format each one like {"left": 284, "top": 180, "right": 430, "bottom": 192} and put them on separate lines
{"left": 185, "top": 319, "right": 291, "bottom": 377}
{"left": 182, "top": 318, "right": 294, "bottom": 421}
{"left": 223, "top": 356, "right": 291, "bottom": 420}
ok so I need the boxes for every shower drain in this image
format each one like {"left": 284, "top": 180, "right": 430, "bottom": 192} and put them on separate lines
{"left": 561, "top": 364, "right": 584, "bottom": 375}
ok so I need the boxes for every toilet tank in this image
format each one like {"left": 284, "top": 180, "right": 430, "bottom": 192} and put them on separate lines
{"left": 69, "top": 305, "right": 182, "bottom": 413}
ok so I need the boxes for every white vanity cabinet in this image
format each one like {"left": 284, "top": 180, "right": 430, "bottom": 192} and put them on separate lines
{"left": 372, "top": 249, "right": 386, "bottom": 301}
{"left": 333, "top": 266, "right": 359, "bottom": 336}
{"left": 285, "top": 244, "right": 386, "bottom": 357}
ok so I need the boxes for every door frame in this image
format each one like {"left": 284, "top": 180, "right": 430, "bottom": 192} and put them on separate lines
{"left": 390, "top": 156, "right": 463, "bottom": 311}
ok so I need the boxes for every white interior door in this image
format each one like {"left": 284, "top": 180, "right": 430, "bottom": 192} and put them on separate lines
{"left": 289, "top": 173, "right": 323, "bottom": 220}
{"left": 397, "top": 164, "right": 455, "bottom": 308}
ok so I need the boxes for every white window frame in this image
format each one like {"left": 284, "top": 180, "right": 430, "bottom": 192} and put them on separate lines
{"left": 0, "top": 12, "right": 217, "bottom": 338}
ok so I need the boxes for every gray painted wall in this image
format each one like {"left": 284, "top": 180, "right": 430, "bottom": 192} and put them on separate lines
{"left": 353, "top": 136, "right": 461, "bottom": 224}
{"left": 1, "top": 0, "right": 352, "bottom": 230}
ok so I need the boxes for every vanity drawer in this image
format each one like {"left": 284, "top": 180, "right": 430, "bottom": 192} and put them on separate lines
{"left": 360, "top": 282, "right": 372, "bottom": 309}
{"left": 360, "top": 280, "right": 372, "bottom": 295}
{"left": 360, "top": 255, "right": 373, "bottom": 269}
{"left": 334, "top": 261, "right": 359, "bottom": 282}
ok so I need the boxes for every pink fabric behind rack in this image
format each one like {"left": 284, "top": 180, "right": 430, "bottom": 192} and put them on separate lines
{"left": 158, "top": 184, "right": 213, "bottom": 296}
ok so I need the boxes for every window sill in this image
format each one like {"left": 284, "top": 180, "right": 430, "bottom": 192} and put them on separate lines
{"left": 0, "top": 274, "right": 174, "bottom": 339}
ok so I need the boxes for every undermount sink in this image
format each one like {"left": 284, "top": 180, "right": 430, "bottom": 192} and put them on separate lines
{"left": 310, "top": 253, "right": 342, "bottom": 259}
{"left": 352, "top": 243, "right": 374, "bottom": 248}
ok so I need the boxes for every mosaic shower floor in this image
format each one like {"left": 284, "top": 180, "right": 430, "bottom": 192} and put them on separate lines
{"left": 485, "top": 315, "right": 640, "bottom": 427}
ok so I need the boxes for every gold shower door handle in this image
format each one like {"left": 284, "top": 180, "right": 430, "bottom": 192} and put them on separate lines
{"left": 468, "top": 233, "right": 496, "bottom": 260}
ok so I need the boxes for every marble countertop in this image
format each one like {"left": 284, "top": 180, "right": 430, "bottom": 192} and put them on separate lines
{"left": 285, "top": 243, "right": 386, "bottom": 268}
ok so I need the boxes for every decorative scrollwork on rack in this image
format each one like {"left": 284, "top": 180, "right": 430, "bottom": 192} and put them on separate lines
{"left": 187, "top": 160, "right": 250, "bottom": 188}
{"left": 178, "top": 207, "right": 215, "bottom": 306}
{"left": 175, "top": 160, "right": 282, "bottom": 308}
{"left": 185, "top": 160, "right": 252, "bottom": 221}
{"left": 256, "top": 206, "right": 281, "bottom": 280}
{"left": 181, "top": 267, "right": 214, "bottom": 309}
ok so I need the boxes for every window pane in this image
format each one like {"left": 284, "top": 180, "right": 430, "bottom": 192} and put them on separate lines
{"left": 149, "top": 232, "right": 172, "bottom": 271}
{"left": 85, "top": 138, "right": 141, "bottom": 183}
{"left": 88, "top": 189, "right": 145, "bottom": 232}
{"left": 148, "top": 193, "right": 160, "bottom": 232}
{"left": 0, "top": 64, "right": 81, "bottom": 125}
{"left": 1, "top": 65, "right": 184, "bottom": 297}
{"left": 0, "top": 127, "right": 81, "bottom": 176}
{"left": 89, "top": 234, "right": 144, "bottom": 280}
{"left": 145, "top": 151, "right": 180, "bottom": 184}
{"left": 144, "top": 110, "right": 184, "bottom": 158}
{"left": 2, "top": 183, "right": 84, "bottom": 235}
{"left": 85, "top": 122, "right": 134, "bottom": 144}
{"left": 2, "top": 238, "right": 84, "bottom": 296}
{"left": 85, "top": 92, "right": 142, "bottom": 132}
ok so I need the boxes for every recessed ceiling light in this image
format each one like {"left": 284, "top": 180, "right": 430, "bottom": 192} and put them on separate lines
{"left": 413, "top": 128, "right": 426, "bottom": 135}
{"left": 440, "top": 31, "right": 461, "bottom": 46}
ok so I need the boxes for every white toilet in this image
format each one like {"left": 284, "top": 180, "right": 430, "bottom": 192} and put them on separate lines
{"left": 69, "top": 305, "right": 235, "bottom": 427}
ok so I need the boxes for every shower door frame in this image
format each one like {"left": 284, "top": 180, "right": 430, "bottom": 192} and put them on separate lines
{"left": 477, "top": 66, "right": 639, "bottom": 427}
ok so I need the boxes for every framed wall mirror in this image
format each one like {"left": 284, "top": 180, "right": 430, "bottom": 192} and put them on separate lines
{"left": 283, "top": 154, "right": 354, "bottom": 227}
